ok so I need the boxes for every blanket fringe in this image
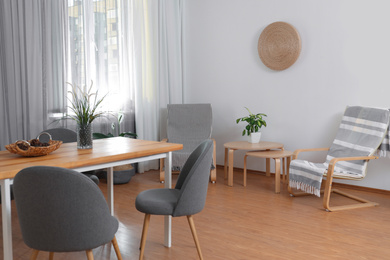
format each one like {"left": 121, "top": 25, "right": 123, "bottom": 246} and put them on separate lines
{"left": 289, "top": 180, "right": 321, "bottom": 197}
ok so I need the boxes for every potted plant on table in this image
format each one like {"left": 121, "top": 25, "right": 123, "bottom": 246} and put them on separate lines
{"left": 65, "top": 81, "right": 106, "bottom": 149}
{"left": 236, "top": 107, "right": 267, "bottom": 143}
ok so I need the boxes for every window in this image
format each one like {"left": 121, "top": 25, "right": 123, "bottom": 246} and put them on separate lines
{"left": 67, "top": 0, "right": 134, "bottom": 119}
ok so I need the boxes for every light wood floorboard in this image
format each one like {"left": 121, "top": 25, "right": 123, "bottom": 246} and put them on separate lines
{"left": 2, "top": 167, "right": 390, "bottom": 259}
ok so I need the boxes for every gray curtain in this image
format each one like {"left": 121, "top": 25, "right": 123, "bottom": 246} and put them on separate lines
{"left": 0, "top": 0, "right": 136, "bottom": 150}
{"left": 132, "top": 0, "right": 184, "bottom": 172}
{"left": 0, "top": 0, "right": 68, "bottom": 149}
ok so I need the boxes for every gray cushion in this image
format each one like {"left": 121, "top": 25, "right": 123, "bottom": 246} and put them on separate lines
{"left": 136, "top": 189, "right": 180, "bottom": 215}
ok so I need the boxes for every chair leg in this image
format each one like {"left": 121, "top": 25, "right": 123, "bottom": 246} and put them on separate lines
{"left": 112, "top": 236, "right": 123, "bottom": 260}
{"left": 139, "top": 214, "right": 151, "bottom": 260}
{"left": 187, "top": 215, "right": 203, "bottom": 260}
{"left": 86, "top": 250, "right": 94, "bottom": 260}
{"left": 323, "top": 175, "right": 378, "bottom": 211}
{"left": 49, "top": 252, "right": 54, "bottom": 260}
{"left": 30, "top": 249, "right": 39, "bottom": 260}
{"left": 160, "top": 158, "right": 165, "bottom": 183}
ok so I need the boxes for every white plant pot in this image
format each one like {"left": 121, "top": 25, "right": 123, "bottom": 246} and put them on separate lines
{"left": 248, "top": 132, "right": 261, "bottom": 143}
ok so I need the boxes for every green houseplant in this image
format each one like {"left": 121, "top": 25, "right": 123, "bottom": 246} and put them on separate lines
{"left": 236, "top": 107, "right": 267, "bottom": 143}
{"left": 66, "top": 81, "right": 106, "bottom": 149}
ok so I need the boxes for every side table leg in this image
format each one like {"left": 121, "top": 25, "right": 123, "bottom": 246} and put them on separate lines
{"left": 266, "top": 158, "right": 271, "bottom": 177}
{"left": 228, "top": 149, "right": 235, "bottom": 187}
{"left": 286, "top": 156, "right": 291, "bottom": 185}
{"left": 282, "top": 157, "right": 286, "bottom": 183}
{"left": 224, "top": 148, "right": 228, "bottom": 179}
{"left": 243, "top": 155, "right": 248, "bottom": 187}
{"left": 275, "top": 158, "right": 281, "bottom": 193}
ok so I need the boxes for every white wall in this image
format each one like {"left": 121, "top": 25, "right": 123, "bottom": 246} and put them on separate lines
{"left": 183, "top": 0, "right": 390, "bottom": 190}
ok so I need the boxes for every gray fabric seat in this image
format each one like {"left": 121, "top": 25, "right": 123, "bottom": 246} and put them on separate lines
{"left": 136, "top": 140, "right": 213, "bottom": 260}
{"left": 160, "top": 104, "right": 216, "bottom": 183}
{"left": 13, "top": 166, "right": 122, "bottom": 260}
{"left": 39, "top": 128, "right": 99, "bottom": 185}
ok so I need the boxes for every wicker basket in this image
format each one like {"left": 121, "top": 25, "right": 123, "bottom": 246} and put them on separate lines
{"left": 5, "top": 132, "right": 63, "bottom": 157}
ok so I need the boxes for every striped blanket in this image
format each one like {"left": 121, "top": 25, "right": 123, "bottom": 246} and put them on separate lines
{"left": 289, "top": 106, "right": 390, "bottom": 197}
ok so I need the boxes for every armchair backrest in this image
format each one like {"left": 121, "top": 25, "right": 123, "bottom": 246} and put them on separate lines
{"left": 326, "top": 106, "right": 389, "bottom": 177}
{"left": 167, "top": 104, "right": 212, "bottom": 142}
{"left": 173, "top": 140, "right": 213, "bottom": 217}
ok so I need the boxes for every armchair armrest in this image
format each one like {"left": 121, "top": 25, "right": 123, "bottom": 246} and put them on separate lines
{"left": 293, "top": 147, "right": 330, "bottom": 160}
{"left": 327, "top": 155, "right": 378, "bottom": 178}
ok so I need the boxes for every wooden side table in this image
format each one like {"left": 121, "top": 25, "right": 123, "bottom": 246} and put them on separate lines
{"left": 243, "top": 150, "right": 293, "bottom": 193}
{"left": 224, "top": 141, "right": 284, "bottom": 186}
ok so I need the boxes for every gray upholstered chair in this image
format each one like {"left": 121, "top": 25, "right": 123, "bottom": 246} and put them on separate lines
{"left": 39, "top": 128, "right": 77, "bottom": 143}
{"left": 39, "top": 128, "right": 99, "bottom": 185}
{"left": 160, "top": 104, "right": 216, "bottom": 183}
{"left": 136, "top": 140, "right": 213, "bottom": 260}
{"left": 13, "top": 166, "right": 122, "bottom": 260}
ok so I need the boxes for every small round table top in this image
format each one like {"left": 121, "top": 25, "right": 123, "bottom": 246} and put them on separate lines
{"left": 246, "top": 150, "right": 293, "bottom": 159}
{"left": 224, "top": 141, "right": 284, "bottom": 151}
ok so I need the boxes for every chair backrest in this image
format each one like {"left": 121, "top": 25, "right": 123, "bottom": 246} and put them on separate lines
{"left": 173, "top": 140, "right": 213, "bottom": 217}
{"left": 39, "top": 128, "right": 77, "bottom": 143}
{"left": 167, "top": 104, "right": 212, "bottom": 142}
{"left": 13, "top": 166, "right": 118, "bottom": 252}
{"left": 326, "top": 106, "right": 389, "bottom": 177}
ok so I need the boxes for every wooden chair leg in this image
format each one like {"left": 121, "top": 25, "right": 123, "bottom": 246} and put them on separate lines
{"left": 160, "top": 158, "right": 165, "bottom": 183}
{"left": 112, "top": 236, "right": 123, "bottom": 260}
{"left": 187, "top": 215, "right": 203, "bottom": 260}
{"left": 86, "top": 250, "right": 94, "bottom": 260}
{"left": 30, "top": 249, "right": 39, "bottom": 260}
{"left": 323, "top": 174, "right": 378, "bottom": 211}
{"left": 322, "top": 173, "right": 333, "bottom": 210}
{"left": 243, "top": 155, "right": 248, "bottom": 187}
{"left": 49, "top": 252, "right": 54, "bottom": 260}
{"left": 139, "top": 214, "right": 151, "bottom": 260}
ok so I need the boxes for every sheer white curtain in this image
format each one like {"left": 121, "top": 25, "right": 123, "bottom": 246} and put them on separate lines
{"left": 132, "top": 0, "right": 184, "bottom": 172}
{"left": 0, "top": 0, "right": 68, "bottom": 149}
{"left": 65, "top": 0, "right": 135, "bottom": 135}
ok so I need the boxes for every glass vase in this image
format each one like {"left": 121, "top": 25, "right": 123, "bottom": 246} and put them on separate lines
{"left": 77, "top": 123, "right": 93, "bottom": 149}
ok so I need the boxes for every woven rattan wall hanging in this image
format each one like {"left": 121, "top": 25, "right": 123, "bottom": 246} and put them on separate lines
{"left": 258, "top": 21, "right": 301, "bottom": 71}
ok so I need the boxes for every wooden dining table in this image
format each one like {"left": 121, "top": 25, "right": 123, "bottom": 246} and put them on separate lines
{"left": 0, "top": 137, "right": 182, "bottom": 260}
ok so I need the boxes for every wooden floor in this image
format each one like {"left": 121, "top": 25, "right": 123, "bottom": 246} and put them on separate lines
{"left": 2, "top": 167, "right": 390, "bottom": 260}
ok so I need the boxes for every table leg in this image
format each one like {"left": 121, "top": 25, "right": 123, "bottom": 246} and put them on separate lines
{"left": 224, "top": 148, "right": 228, "bottom": 179}
{"left": 164, "top": 152, "right": 172, "bottom": 247}
{"left": 107, "top": 167, "right": 114, "bottom": 215}
{"left": 266, "top": 158, "right": 271, "bottom": 177}
{"left": 274, "top": 158, "right": 281, "bottom": 193}
{"left": 1, "top": 179, "right": 13, "bottom": 260}
{"left": 228, "top": 149, "right": 235, "bottom": 187}
{"left": 243, "top": 155, "right": 248, "bottom": 187}
{"left": 286, "top": 156, "right": 291, "bottom": 185}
